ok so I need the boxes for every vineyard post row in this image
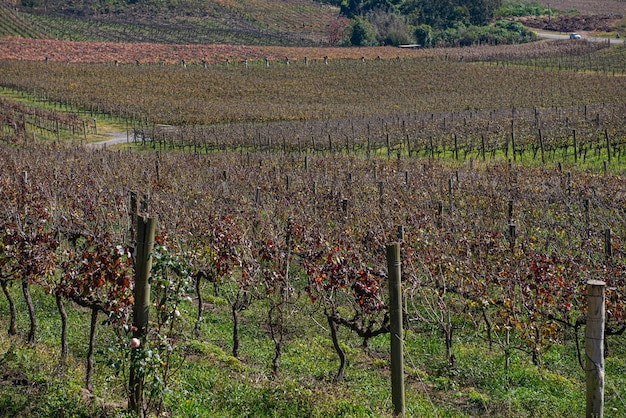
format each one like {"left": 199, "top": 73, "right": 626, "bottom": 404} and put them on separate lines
{"left": 129, "top": 215, "right": 157, "bottom": 415}
{"left": 387, "top": 242, "right": 405, "bottom": 417}
{"left": 586, "top": 280, "right": 605, "bottom": 418}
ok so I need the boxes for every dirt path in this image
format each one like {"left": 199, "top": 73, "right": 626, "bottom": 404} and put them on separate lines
{"left": 535, "top": 29, "right": 625, "bottom": 43}
{"left": 85, "top": 131, "right": 129, "bottom": 149}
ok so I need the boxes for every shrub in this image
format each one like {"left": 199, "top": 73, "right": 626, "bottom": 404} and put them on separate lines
{"left": 496, "top": 1, "right": 552, "bottom": 17}
{"left": 347, "top": 17, "right": 378, "bottom": 46}
{"left": 368, "top": 8, "right": 415, "bottom": 46}
{"left": 429, "top": 20, "right": 536, "bottom": 47}
{"left": 414, "top": 24, "right": 433, "bottom": 47}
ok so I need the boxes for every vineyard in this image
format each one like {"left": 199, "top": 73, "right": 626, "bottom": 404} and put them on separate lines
{"left": 0, "top": 2, "right": 44, "bottom": 39}
{"left": 0, "top": 34, "right": 626, "bottom": 417}
{"left": 11, "top": 0, "right": 344, "bottom": 46}
{"left": 2, "top": 41, "right": 626, "bottom": 165}
{"left": 1, "top": 133, "right": 625, "bottom": 416}
{"left": 2, "top": 42, "right": 626, "bottom": 124}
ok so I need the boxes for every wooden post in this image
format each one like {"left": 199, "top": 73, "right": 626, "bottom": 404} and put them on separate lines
{"left": 129, "top": 216, "right": 157, "bottom": 416}
{"left": 511, "top": 120, "right": 516, "bottom": 161}
{"left": 448, "top": 178, "right": 454, "bottom": 214}
{"left": 605, "top": 129, "right": 611, "bottom": 163}
{"left": 539, "top": 129, "right": 545, "bottom": 164}
{"left": 604, "top": 229, "right": 612, "bottom": 260}
{"left": 431, "top": 136, "right": 436, "bottom": 160}
{"left": 481, "top": 134, "right": 486, "bottom": 161}
{"left": 566, "top": 172, "right": 572, "bottom": 195}
{"left": 397, "top": 225, "right": 405, "bottom": 241}
{"left": 387, "top": 243, "right": 405, "bottom": 417}
{"left": 21, "top": 171, "right": 28, "bottom": 209}
{"left": 141, "top": 193, "right": 150, "bottom": 213}
{"left": 586, "top": 280, "right": 605, "bottom": 418}
{"left": 508, "top": 224, "right": 516, "bottom": 254}
{"left": 437, "top": 200, "right": 444, "bottom": 229}
{"left": 584, "top": 199, "right": 590, "bottom": 239}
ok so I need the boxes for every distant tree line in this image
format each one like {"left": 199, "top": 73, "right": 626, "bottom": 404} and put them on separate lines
{"left": 340, "top": 0, "right": 501, "bottom": 27}
{"left": 20, "top": 0, "right": 538, "bottom": 47}
{"left": 324, "top": 0, "right": 537, "bottom": 46}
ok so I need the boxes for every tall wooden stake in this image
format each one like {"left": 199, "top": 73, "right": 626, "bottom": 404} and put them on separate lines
{"left": 129, "top": 216, "right": 157, "bottom": 416}
{"left": 605, "top": 129, "right": 611, "bottom": 163}
{"left": 604, "top": 229, "right": 612, "bottom": 260}
{"left": 387, "top": 243, "right": 405, "bottom": 417}
{"left": 129, "top": 191, "right": 138, "bottom": 241}
{"left": 586, "top": 280, "right": 605, "bottom": 418}
{"left": 538, "top": 129, "right": 545, "bottom": 164}
{"left": 573, "top": 130, "right": 578, "bottom": 163}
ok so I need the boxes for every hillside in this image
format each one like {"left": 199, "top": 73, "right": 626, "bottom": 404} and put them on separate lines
{"left": 5, "top": 0, "right": 626, "bottom": 47}
{"left": 520, "top": 0, "right": 626, "bottom": 35}
{"left": 0, "top": 2, "right": 44, "bottom": 38}
{"left": 9, "top": 0, "right": 346, "bottom": 46}
{"left": 539, "top": 0, "right": 626, "bottom": 15}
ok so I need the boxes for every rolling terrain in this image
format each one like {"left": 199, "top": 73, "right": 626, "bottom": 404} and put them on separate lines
{"left": 7, "top": 0, "right": 347, "bottom": 46}
{"left": 0, "top": 1, "right": 625, "bottom": 417}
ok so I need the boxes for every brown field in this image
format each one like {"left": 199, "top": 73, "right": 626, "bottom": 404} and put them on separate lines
{"left": 540, "top": 0, "right": 626, "bottom": 15}
{"left": 0, "top": 36, "right": 434, "bottom": 64}
{"left": 0, "top": 35, "right": 611, "bottom": 65}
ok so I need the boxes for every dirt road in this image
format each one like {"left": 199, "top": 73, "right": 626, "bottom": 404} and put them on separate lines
{"left": 536, "top": 31, "right": 624, "bottom": 44}
{"left": 85, "top": 131, "right": 129, "bottom": 149}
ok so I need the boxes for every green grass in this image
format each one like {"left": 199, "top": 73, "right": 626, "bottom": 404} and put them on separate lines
{"left": 0, "top": 87, "right": 135, "bottom": 144}
{"left": 2, "top": 83, "right": 624, "bottom": 174}
{"left": 1, "top": 279, "right": 623, "bottom": 417}
{"left": 1, "top": 16, "right": 625, "bottom": 417}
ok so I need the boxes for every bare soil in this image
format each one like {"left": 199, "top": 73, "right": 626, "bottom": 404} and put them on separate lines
{"left": 519, "top": 14, "right": 623, "bottom": 33}
{"left": 539, "top": 0, "right": 626, "bottom": 15}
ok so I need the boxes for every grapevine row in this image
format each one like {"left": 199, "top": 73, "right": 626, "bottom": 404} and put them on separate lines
{"left": 0, "top": 142, "right": 624, "bottom": 406}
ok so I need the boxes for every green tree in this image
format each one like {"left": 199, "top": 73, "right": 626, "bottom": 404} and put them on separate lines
{"left": 341, "top": 0, "right": 404, "bottom": 17}
{"left": 466, "top": 0, "right": 501, "bottom": 25}
{"left": 348, "top": 17, "right": 378, "bottom": 45}
{"left": 394, "top": 0, "right": 502, "bottom": 29}
{"left": 369, "top": 8, "right": 414, "bottom": 46}
{"left": 341, "top": 0, "right": 364, "bottom": 17}
{"left": 419, "top": 0, "right": 457, "bottom": 29}
{"left": 414, "top": 23, "right": 433, "bottom": 46}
